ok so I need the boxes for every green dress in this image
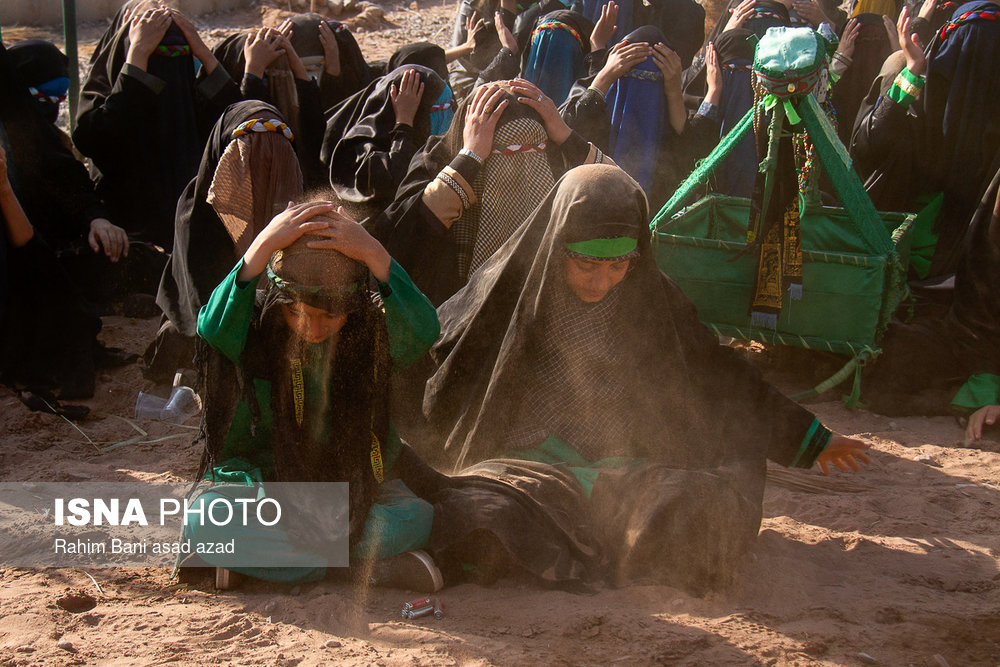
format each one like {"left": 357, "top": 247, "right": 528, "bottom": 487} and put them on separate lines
{"left": 184, "top": 257, "right": 440, "bottom": 582}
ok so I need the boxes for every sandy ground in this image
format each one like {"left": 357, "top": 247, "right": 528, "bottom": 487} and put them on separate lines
{"left": 3, "top": 2, "right": 1000, "bottom": 665}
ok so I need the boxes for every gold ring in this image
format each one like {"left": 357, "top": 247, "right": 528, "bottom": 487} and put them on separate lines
{"left": 484, "top": 107, "right": 492, "bottom": 113}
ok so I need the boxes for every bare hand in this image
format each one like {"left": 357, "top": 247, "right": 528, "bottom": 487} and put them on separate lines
{"left": 918, "top": 0, "right": 937, "bottom": 20}
{"left": 816, "top": 434, "right": 872, "bottom": 474}
{"left": 495, "top": 11, "right": 518, "bottom": 53}
{"left": 897, "top": 6, "right": 926, "bottom": 76}
{"left": 593, "top": 40, "right": 652, "bottom": 93}
{"left": 652, "top": 42, "right": 682, "bottom": 97}
{"left": 126, "top": 8, "right": 172, "bottom": 70}
{"left": 318, "top": 21, "right": 341, "bottom": 76}
{"left": 244, "top": 27, "right": 284, "bottom": 78}
{"left": 275, "top": 20, "right": 309, "bottom": 80}
{"left": 591, "top": 1, "right": 619, "bottom": 51}
{"left": 88, "top": 218, "right": 130, "bottom": 262}
{"left": 966, "top": 405, "right": 1000, "bottom": 441}
{"left": 239, "top": 201, "right": 337, "bottom": 281}
{"left": 462, "top": 83, "right": 509, "bottom": 158}
{"left": 510, "top": 78, "right": 571, "bottom": 144}
{"left": 167, "top": 8, "right": 214, "bottom": 67}
{"left": 463, "top": 13, "right": 486, "bottom": 52}
{"left": 304, "top": 207, "right": 391, "bottom": 282}
{"left": 390, "top": 68, "right": 425, "bottom": 127}
{"left": 704, "top": 42, "right": 722, "bottom": 106}
{"left": 837, "top": 17, "right": 860, "bottom": 61}
{"left": 724, "top": 0, "right": 756, "bottom": 32}
{"left": 792, "top": 0, "right": 830, "bottom": 27}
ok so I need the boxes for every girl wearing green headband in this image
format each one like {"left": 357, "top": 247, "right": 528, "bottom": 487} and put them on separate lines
{"left": 407, "top": 164, "right": 871, "bottom": 594}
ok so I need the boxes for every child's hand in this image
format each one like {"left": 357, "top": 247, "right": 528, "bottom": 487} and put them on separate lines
{"left": 816, "top": 434, "right": 872, "bottom": 474}
{"left": 238, "top": 201, "right": 336, "bottom": 281}
{"left": 966, "top": 405, "right": 1000, "bottom": 442}
{"left": 305, "top": 207, "right": 391, "bottom": 282}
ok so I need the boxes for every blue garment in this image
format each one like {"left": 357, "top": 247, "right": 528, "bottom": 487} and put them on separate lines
{"left": 429, "top": 84, "right": 455, "bottom": 136}
{"left": 522, "top": 19, "right": 586, "bottom": 105}
{"left": 606, "top": 27, "right": 667, "bottom": 197}
{"left": 716, "top": 60, "right": 756, "bottom": 198}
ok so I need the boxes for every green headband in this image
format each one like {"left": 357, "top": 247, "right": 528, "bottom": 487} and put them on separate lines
{"left": 564, "top": 237, "right": 638, "bottom": 259}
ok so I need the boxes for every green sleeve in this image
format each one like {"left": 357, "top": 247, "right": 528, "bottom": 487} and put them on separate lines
{"left": 788, "top": 418, "right": 833, "bottom": 469}
{"left": 377, "top": 258, "right": 440, "bottom": 370}
{"left": 196, "top": 260, "right": 259, "bottom": 364}
{"left": 952, "top": 373, "right": 1000, "bottom": 412}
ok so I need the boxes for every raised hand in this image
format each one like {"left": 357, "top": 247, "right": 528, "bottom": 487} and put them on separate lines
{"left": 897, "top": 6, "right": 926, "bottom": 76}
{"left": 704, "top": 42, "right": 722, "bottom": 106}
{"left": 652, "top": 42, "right": 682, "bottom": 96}
{"left": 390, "top": 69, "right": 425, "bottom": 127}
{"left": 836, "top": 17, "right": 860, "bottom": 61}
{"left": 318, "top": 21, "right": 341, "bottom": 76}
{"left": 495, "top": 11, "right": 518, "bottom": 53}
{"left": 276, "top": 19, "right": 309, "bottom": 80}
{"left": 591, "top": 2, "right": 619, "bottom": 52}
{"left": 792, "top": 0, "right": 831, "bottom": 27}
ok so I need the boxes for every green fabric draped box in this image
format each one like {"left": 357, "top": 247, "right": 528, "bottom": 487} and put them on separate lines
{"left": 653, "top": 195, "right": 914, "bottom": 356}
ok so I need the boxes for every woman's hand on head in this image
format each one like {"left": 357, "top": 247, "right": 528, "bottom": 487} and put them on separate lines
{"left": 318, "top": 21, "right": 342, "bottom": 76}
{"left": 239, "top": 201, "right": 337, "bottom": 282}
{"left": 591, "top": 1, "right": 619, "bottom": 52}
{"left": 816, "top": 433, "right": 872, "bottom": 474}
{"left": 390, "top": 69, "right": 425, "bottom": 127}
{"left": 167, "top": 8, "right": 217, "bottom": 72}
{"left": 244, "top": 27, "right": 285, "bottom": 78}
{"left": 792, "top": 0, "right": 830, "bottom": 27}
{"left": 276, "top": 19, "right": 310, "bottom": 80}
{"left": 837, "top": 17, "right": 860, "bottom": 61}
{"left": 652, "top": 43, "right": 682, "bottom": 97}
{"left": 305, "top": 207, "right": 391, "bottom": 282}
{"left": 593, "top": 40, "right": 651, "bottom": 93}
{"left": 724, "top": 0, "right": 756, "bottom": 32}
{"left": 126, "top": 7, "right": 172, "bottom": 71}
{"left": 462, "top": 83, "right": 509, "bottom": 157}
{"left": 509, "top": 78, "right": 572, "bottom": 144}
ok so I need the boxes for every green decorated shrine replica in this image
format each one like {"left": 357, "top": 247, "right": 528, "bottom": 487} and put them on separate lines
{"left": 651, "top": 27, "right": 916, "bottom": 404}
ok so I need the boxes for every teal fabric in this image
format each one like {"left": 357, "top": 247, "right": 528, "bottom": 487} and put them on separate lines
{"left": 754, "top": 27, "right": 826, "bottom": 76}
{"left": 184, "top": 468, "right": 433, "bottom": 582}
{"left": 506, "top": 436, "right": 641, "bottom": 498}
{"left": 952, "top": 373, "right": 1000, "bottom": 411}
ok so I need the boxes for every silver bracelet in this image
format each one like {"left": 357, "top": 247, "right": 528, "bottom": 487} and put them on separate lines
{"left": 587, "top": 85, "right": 607, "bottom": 102}
{"left": 458, "top": 148, "right": 483, "bottom": 164}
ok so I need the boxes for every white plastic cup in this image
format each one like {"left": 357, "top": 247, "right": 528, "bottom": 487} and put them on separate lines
{"left": 160, "top": 386, "right": 203, "bottom": 423}
{"left": 134, "top": 391, "right": 169, "bottom": 420}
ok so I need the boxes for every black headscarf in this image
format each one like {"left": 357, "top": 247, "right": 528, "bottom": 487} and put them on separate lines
{"left": 157, "top": 100, "right": 303, "bottom": 339}
{"left": 713, "top": 28, "right": 757, "bottom": 198}
{"left": 320, "top": 64, "right": 446, "bottom": 206}
{"left": 635, "top": 0, "right": 706, "bottom": 69}
{"left": 920, "top": 0, "right": 1000, "bottom": 276}
{"left": 388, "top": 42, "right": 449, "bottom": 81}
{"left": 7, "top": 40, "right": 69, "bottom": 125}
{"left": 419, "top": 163, "right": 818, "bottom": 471}
{"left": 73, "top": 0, "right": 207, "bottom": 249}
